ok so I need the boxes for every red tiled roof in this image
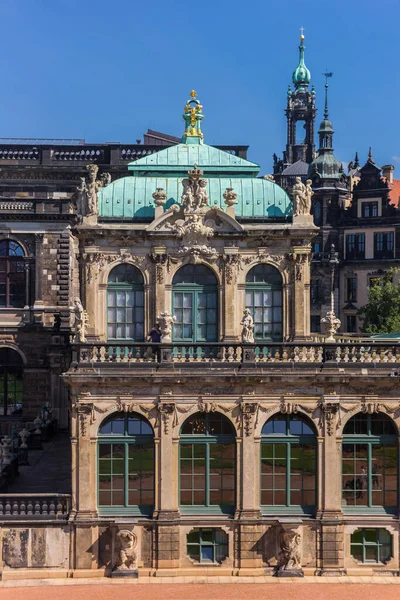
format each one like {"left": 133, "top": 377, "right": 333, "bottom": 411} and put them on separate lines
{"left": 387, "top": 178, "right": 400, "bottom": 207}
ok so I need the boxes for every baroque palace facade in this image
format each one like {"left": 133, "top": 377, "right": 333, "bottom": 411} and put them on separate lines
{"left": 0, "top": 36, "right": 400, "bottom": 579}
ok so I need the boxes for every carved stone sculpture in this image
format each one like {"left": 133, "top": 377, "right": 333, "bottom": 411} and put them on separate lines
{"left": 72, "top": 298, "right": 89, "bottom": 343}
{"left": 158, "top": 311, "right": 176, "bottom": 342}
{"left": 223, "top": 187, "right": 238, "bottom": 207}
{"left": 278, "top": 527, "right": 302, "bottom": 575}
{"left": 320, "top": 310, "right": 341, "bottom": 342}
{"left": 152, "top": 188, "right": 167, "bottom": 207}
{"left": 114, "top": 529, "right": 138, "bottom": 572}
{"left": 292, "top": 177, "right": 313, "bottom": 217}
{"left": 74, "top": 164, "right": 110, "bottom": 218}
{"left": 86, "top": 164, "right": 99, "bottom": 216}
{"left": 181, "top": 165, "right": 209, "bottom": 212}
{"left": 241, "top": 308, "right": 254, "bottom": 343}
{"left": 33, "top": 416, "right": 42, "bottom": 434}
{"left": 75, "top": 177, "right": 88, "bottom": 215}
{"left": 101, "top": 172, "right": 112, "bottom": 187}
{"left": 19, "top": 428, "right": 30, "bottom": 449}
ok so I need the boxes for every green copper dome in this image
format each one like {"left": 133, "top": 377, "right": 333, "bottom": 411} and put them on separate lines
{"left": 98, "top": 91, "right": 292, "bottom": 220}
{"left": 292, "top": 36, "right": 311, "bottom": 88}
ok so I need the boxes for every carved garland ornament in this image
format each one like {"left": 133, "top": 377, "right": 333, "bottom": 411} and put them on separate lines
{"left": 85, "top": 252, "right": 149, "bottom": 283}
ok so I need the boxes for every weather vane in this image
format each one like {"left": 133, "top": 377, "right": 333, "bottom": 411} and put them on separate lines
{"left": 323, "top": 71, "right": 334, "bottom": 84}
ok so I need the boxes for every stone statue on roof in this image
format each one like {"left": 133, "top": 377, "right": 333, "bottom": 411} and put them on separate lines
{"left": 181, "top": 164, "right": 209, "bottom": 213}
{"left": 292, "top": 177, "right": 313, "bottom": 217}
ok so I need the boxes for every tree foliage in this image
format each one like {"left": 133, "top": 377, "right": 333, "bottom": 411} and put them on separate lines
{"left": 358, "top": 268, "right": 400, "bottom": 334}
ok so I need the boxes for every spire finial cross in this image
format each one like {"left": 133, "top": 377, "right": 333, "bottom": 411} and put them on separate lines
{"left": 300, "top": 26, "right": 305, "bottom": 38}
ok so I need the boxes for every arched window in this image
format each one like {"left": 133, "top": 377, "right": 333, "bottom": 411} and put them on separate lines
{"left": 98, "top": 412, "right": 154, "bottom": 515}
{"left": 180, "top": 412, "right": 235, "bottom": 514}
{"left": 0, "top": 240, "right": 26, "bottom": 308}
{"left": 313, "top": 201, "right": 322, "bottom": 226}
{"left": 245, "top": 264, "right": 282, "bottom": 342}
{"left": 342, "top": 413, "right": 398, "bottom": 511}
{"left": 0, "top": 348, "right": 23, "bottom": 416}
{"left": 261, "top": 414, "right": 316, "bottom": 511}
{"left": 172, "top": 265, "right": 218, "bottom": 343}
{"left": 107, "top": 264, "right": 144, "bottom": 341}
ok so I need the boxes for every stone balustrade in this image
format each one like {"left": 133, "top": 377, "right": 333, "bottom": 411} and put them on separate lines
{"left": 71, "top": 341, "right": 400, "bottom": 367}
{"left": 0, "top": 494, "right": 71, "bottom": 520}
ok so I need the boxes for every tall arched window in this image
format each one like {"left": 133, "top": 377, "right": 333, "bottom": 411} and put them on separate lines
{"left": 0, "top": 240, "right": 26, "bottom": 308}
{"left": 172, "top": 265, "right": 218, "bottom": 343}
{"left": 0, "top": 348, "right": 23, "bottom": 416}
{"left": 261, "top": 414, "right": 316, "bottom": 511}
{"left": 98, "top": 412, "right": 154, "bottom": 515}
{"left": 180, "top": 412, "right": 235, "bottom": 514}
{"left": 245, "top": 264, "right": 282, "bottom": 341}
{"left": 107, "top": 264, "right": 144, "bottom": 341}
{"left": 313, "top": 201, "right": 322, "bottom": 226}
{"left": 342, "top": 412, "right": 398, "bottom": 512}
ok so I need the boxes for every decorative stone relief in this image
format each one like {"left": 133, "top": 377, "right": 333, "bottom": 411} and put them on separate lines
{"left": 113, "top": 530, "right": 138, "bottom": 572}
{"left": 157, "top": 402, "right": 178, "bottom": 434}
{"left": 223, "top": 253, "right": 251, "bottom": 284}
{"left": 197, "top": 400, "right": 218, "bottom": 413}
{"left": 319, "top": 399, "right": 340, "bottom": 436}
{"left": 77, "top": 403, "right": 95, "bottom": 436}
{"left": 294, "top": 253, "right": 307, "bottom": 282}
{"left": 84, "top": 252, "right": 149, "bottom": 284}
{"left": 240, "top": 402, "right": 258, "bottom": 436}
{"left": 114, "top": 398, "right": 151, "bottom": 415}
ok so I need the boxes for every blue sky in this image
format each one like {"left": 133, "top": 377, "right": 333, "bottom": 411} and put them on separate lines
{"left": 0, "top": 0, "right": 399, "bottom": 174}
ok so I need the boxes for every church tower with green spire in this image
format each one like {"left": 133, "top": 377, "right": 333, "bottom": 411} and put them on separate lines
{"left": 274, "top": 30, "right": 316, "bottom": 174}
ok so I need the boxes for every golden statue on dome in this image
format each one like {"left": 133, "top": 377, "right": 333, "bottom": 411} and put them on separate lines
{"left": 182, "top": 90, "right": 204, "bottom": 142}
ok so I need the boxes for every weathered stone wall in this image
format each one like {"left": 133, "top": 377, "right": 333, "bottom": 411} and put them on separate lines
{"left": 1, "top": 525, "right": 70, "bottom": 571}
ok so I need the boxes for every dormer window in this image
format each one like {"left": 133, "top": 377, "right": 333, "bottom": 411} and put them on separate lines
{"left": 361, "top": 202, "right": 378, "bottom": 218}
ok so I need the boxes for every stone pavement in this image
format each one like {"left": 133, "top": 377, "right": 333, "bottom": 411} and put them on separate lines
{"left": 0, "top": 577, "right": 400, "bottom": 599}
{"left": 5, "top": 431, "right": 71, "bottom": 493}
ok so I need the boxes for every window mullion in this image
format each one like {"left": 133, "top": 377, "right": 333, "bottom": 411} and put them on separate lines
{"left": 124, "top": 441, "right": 129, "bottom": 507}
{"left": 286, "top": 441, "right": 290, "bottom": 506}
{"left": 206, "top": 442, "right": 210, "bottom": 507}
{"left": 368, "top": 443, "right": 372, "bottom": 507}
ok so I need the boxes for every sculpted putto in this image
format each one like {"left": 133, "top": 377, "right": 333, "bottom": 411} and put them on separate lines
{"left": 292, "top": 177, "right": 313, "bottom": 216}
{"left": 181, "top": 164, "right": 209, "bottom": 212}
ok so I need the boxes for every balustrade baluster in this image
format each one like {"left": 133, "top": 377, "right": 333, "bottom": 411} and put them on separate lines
{"left": 5, "top": 501, "right": 11, "bottom": 515}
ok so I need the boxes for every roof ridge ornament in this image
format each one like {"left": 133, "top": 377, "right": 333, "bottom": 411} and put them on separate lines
{"left": 182, "top": 90, "right": 204, "bottom": 145}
